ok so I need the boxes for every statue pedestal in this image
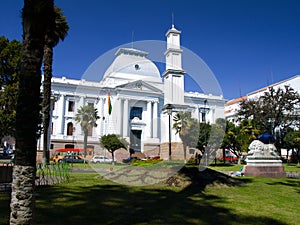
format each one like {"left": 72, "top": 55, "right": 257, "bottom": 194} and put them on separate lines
{"left": 244, "top": 139, "right": 285, "bottom": 178}
{"left": 243, "top": 157, "right": 285, "bottom": 178}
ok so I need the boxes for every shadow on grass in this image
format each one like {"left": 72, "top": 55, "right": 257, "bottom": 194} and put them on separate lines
{"left": 0, "top": 167, "right": 288, "bottom": 225}
{"left": 208, "top": 162, "right": 243, "bottom": 167}
{"left": 266, "top": 178, "right": 300, "bottom": 194}
{"left": 32, "top": 168, "right": 285, "bottom": 225}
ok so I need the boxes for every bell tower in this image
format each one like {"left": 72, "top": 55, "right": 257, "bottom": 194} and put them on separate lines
{"left": 163, "top": 24, "right": 185, "bottom": 104}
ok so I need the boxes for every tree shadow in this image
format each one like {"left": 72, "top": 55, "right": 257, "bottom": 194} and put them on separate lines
{"left": 30, "top": 168, "right": 288, "bottom": 225}
{"left": 266, "top": 178, "right": 300, "bottom": 194}
{"left": 175, "top": 166, "right": 251, "bottom": 191}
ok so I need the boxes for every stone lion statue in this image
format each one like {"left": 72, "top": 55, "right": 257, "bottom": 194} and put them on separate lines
{"left": 263, "top": 144, "right": 278, "bottom": 157}
{"left": 248, "top": 140, "right": 278, "bottom": 157}
{"left": 248, "top": 140, "right": 264, "bottom": 156}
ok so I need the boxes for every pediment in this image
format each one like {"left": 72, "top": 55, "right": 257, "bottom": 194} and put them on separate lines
{"left": 116, "top": 80, "right": 162, "bottom": 93}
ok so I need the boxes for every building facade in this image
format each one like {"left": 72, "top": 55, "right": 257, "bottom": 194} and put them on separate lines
{"left": 45, "top": 25, "right": 225, "bottom": 160}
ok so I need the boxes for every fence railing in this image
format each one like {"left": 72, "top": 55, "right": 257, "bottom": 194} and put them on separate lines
{"left": 36, "top": 163, "right": 70, "bottom": 186}
{"left": 0, "top": 163, "right": 13, "bottom": 191}
{"left": 0, "top": 163, "right": 70, "bottom": 192}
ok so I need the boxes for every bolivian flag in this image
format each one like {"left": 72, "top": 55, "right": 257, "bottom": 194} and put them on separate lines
{"left": 108, "top": 91, "right": 112, "bottom": 115}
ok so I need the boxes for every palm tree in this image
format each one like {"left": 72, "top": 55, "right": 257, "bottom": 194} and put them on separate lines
{"left": 10, "top": 1, "right": 54, "bottom": 224}
{"left": 173, "top": 111, "right": 198, "bottom": 162}
{"left": 42, "top": 6, "right": 69, "bottom": 164}
{"left": 75, "top": 105, "right": 99, "bottom": 159}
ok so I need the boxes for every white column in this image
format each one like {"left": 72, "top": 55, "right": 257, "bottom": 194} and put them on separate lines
{"left": 79, "top": 96, "right": 84, "bottom": 108}
{"left": 146, "top": 101, "right": 152, "bottom": 138}
{"left": 98, "top": 98, "right": 104, "bottom": 136}
{"left": 153, "top": 101, "right": 158, "bottom": 138}
{"left": 123, "top": 99, "right": 129, "bottom": 137}
{"left": 59, "top": 94, "right": 65, "bottom": 134}
{"left": 103, "top": 98, "right": 107, "bottom": 135}
{"left": 117, "top": 98, "right": 123, "bottom": 136}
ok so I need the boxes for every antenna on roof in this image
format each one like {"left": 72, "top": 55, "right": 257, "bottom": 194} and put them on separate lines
{"left": 238, "top": 81, "right": 242, "bottom": 97}
{"left": 131, "top": 30, "right": 134, "bottom": 49}
{"left": 266, "top": 65, "right": 270, "bottom": 86}
{"left": 266, "top": 65, "right": 274, "bottom": 87}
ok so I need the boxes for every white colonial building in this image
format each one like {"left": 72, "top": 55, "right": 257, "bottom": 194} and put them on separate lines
{"left": 45, "top": 25, "right": 225, "bottom": 160}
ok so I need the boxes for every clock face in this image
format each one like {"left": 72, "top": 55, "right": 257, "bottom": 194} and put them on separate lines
{"left": 134, "top": 64, "right": 140, "bottom": 70}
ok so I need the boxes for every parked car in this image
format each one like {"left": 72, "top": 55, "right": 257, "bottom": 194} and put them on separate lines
{"left": 90, "top": 155, "right": 113, "bottom": 164}
{"left": 147, "top": 155, "right": 160, "bottom": 160}
{"left": 219, "top": 155, "right": 238, "bottom": 163}
{"left": 61, "top": 155, "right": 87, "bottom": 163}
{"left": 122, "top": 156, "right": 141, "bottom": 163}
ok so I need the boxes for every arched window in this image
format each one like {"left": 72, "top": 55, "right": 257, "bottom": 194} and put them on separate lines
{"left": 67, "top": 122, "right": 73, "bottom": 136}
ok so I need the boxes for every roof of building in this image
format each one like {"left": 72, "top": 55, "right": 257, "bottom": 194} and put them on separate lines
{"left": 101, "top": 48, "right": 162, "bottom": 88}
{"left": 248, "top": 74, "right": 300, "bottom": 96}
{"left": 225, "top": 96, "right": 247, "bottom": 106}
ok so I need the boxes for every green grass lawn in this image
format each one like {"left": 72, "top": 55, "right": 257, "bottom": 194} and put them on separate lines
{"left": 0, "top": 166, "right": 299, "bottom": 225}
{"left": 209, "top": 162, "right": 300, "bottom": 172}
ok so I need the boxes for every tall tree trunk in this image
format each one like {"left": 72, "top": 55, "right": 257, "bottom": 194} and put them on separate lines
{"left": 183, "top": 145, "right": 187, "bottom": 163}
{"left": 83, "top": 130, "right": 88, "bottom": 159}
{"left": 42, "top": 44, "right": 53, "bottom": 164}
{"left": 10, "top": 1, "right": 54, "bottom": 224}
{"left": 111, "top": 151, "right": 115, "bottom": 165}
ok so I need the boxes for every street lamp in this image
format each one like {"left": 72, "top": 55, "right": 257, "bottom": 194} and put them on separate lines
{"left": 165, "top": 104, "right": 174, "bottom": 161}
{"left": 199, "top": 100, "right": 209, "bottom": 165}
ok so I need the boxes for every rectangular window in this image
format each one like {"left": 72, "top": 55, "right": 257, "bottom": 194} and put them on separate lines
{"left": 130, "top": 107, "right": 143, "bottom": 120}
{"left": 68, "top": 100, "right": 74, "bottom": 112}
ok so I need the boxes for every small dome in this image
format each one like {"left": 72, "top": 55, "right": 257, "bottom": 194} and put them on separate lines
{"left": 101, "top": 48, "right": 162, "bottom": 87}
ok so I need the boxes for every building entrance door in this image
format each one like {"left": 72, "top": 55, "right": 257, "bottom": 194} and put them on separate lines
{"left": 130, "top": 130, "right": 142, "bottom": 152}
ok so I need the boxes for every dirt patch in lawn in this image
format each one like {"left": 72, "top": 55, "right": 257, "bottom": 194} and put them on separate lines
{"left": 163, "top": 166, "right": 246, "bottom": 190}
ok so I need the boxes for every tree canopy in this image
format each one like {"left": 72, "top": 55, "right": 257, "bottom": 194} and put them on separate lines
{"left": 238, "top": 86, "right": 300, "bottom": 133}
{"left": 283, "top": 129, "right": 300, "bottom": 164}
{"left": 100, "top": 134, "right": 128, "bottom": 163}
{"left": 75, "top": 105, "right": 99, "bottom": 157}
{"left": 238, "top": 86, "right": 300, "bottom": 151}
{"left": 173, "top": 112, "right": 199, "bottom": 148}
{"left": 173, "top": 111, "right": 199, "bottom": 161}
{"left": 0, "top": 37, "right": 22, "bottom": 138}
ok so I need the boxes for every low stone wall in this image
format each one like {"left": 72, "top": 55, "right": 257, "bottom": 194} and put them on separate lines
{"left": 160, "top": 142, "right": 185, "bottom": 160}
{"left": 143, "top": 143, "right": 160, "bottom": 157}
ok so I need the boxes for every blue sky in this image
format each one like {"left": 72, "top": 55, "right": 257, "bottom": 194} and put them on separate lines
{"left": 1, "top": 0, "right": 300, "bottom": 100}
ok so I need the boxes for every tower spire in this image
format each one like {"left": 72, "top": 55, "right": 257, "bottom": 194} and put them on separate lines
{"left": 172, "top": 12, "right": 174, "bottom": 28}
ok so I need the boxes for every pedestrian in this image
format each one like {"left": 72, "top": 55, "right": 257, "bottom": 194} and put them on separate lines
{"left": 197, "top": 152, "right": 202, "bottom": 164}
